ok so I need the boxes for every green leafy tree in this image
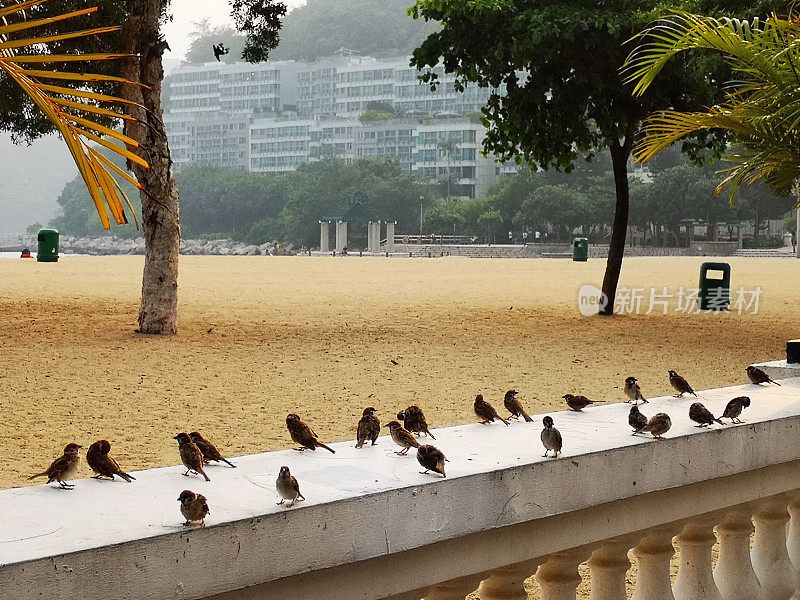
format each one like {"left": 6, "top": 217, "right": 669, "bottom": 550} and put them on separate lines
{"left": 477, "top": 209, "right": 502, "bottom": 243}
{"left": 184, "top": 21, "right": 246, "bottom": 64}
{"left": 409, "top": 0, "right": 782, "bottom": 314}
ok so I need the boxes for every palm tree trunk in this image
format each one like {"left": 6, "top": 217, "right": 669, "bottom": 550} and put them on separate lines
{"left": 600, "top": 138, "right": 633, "bottom": 316}
{"left": 120, "top": 4, "right": 180, "bottom": 334}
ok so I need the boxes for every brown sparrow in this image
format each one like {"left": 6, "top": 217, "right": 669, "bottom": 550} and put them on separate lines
{"left": 178, "top": 490, "right": 209, "bottom": 526}
{"left": 356, "top": 407, "right": 380, "bottom": 448}
{"left": 417, "top": 445, "right": 447, "bottom": 477}
{"left": 86, "top": 440, "right": 135, "bottom": 482}
{"left": 629, "top": 404, "right": 648, "bottom": 435}
{"left": 174, "top": 433, "right": 210, "bottom": 481}
{"left": 720, "top": 396, "right": 750, "bottom": 423}
{"left": 276, "top": 466, "right": 305, "bottom": 507}
{"left": 746, "top": 365, "right": 780, "bottom": 386}
{"left": 541, "top": 416, "right": 562, "bottom": 457}
{"left": 644, "top": 413, "right": 672, "bottom": 439}
{"left": 189, "top": 431, "right": 236, "bottom": 468}
{"left": 563, "top": 394, "right": 603, "bottom": 411}
{"left": 474, "top": 394, "right": 509, "bottom": 425}
{"left": 504, "top": 390, "right": 532, "bottom": 421}
{"left": 385, "top": 420, "right": 420, "bottom": 455}
{"left": 397, "top": 405, "right": 435, "bottom": 439}
{"left": 689, "top": 402, "right": 722, "bottom": 427}
{"left": 669, "top": 370, "right": 697, "bottom": 397}
{"left": 624, "top": 377, "right": 647, "bottom": 404}
{"left": 285, "top": 414, "right": 335, "bottom": 453}
{"left": 29, "top": 443, "right": 82, "bottom": 489}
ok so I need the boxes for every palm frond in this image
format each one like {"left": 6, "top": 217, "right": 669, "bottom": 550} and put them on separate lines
{"left": 0, "top": 0, "right": 149, "bottom": 229}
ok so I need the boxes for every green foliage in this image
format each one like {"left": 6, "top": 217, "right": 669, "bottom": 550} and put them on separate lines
{"left": 359, "top": 110, "right": 397, "bottom": 123}
{"left": 184, "top": 21, "right": 246, "bottom": 64}
{"left": 26, "top": 222, "right": 43, "bottom": 236}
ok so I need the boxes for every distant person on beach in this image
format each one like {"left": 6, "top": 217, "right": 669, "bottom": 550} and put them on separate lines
{"left": 20, "top": 248, "right": 31, "bottom": 258}
{"left": 522, "top": 232, "right": 528, "bottom": 246}
{"left": 341, "top": 246, "right": 348, "bottom": 256}
{"left": 535, "top": 231, "right": 541, "bottom": 243}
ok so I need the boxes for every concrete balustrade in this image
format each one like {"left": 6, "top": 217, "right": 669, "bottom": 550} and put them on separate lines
{"left": 4, "top": 378, "right": 800, "bottom": 600}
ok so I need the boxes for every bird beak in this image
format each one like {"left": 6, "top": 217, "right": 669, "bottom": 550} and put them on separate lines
{"left": 173, "top": 435, "right": 180, "bottom": 440}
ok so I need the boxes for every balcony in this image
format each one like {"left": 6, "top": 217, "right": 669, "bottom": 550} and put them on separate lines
{"left": 2, "top": 377, "right": 800, "bottom": 599}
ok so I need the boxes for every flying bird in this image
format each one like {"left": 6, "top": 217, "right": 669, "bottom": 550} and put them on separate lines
{"left": 86, "top": 440, "right": 135, "bottom": 482}
{"left": 643, "top": 413, "right": 672, "bottom": 440}
{"left": 504, "top": 390, "right": 532, "bottom": 421}
{"left": 189, "top": 432, "right": 236, "bottom": 468}
{"left": 385, "top": 420, "right": 420, "bottom": 455}
{"left": 563, "top": 394, "right": 604, "bottom": 411}
{"left": 417, "top": 445, "right": 447, "bottom": 477}
{"left": 356, "top": 407, "right": 380, "bottom": 448}
{"left": 397, "top": 405, "right": 435, "bottom": 439}
{"left": 212, "top": 43, "right": 229, "bottom": 62}
{"left": 689, "top": 402, "right": 723, "bottom": 427}
{"left": 720, "top": 396, "right": 751, "bottom": 424}
{"left": 28, "top": 443, "right": 82, "bottom": 489}
{"left": 629, "top": 404, "right": 648, "bottom": 435}
{"left": 624, "top": 377, "right": 647, "bottom": 404}
{"left": 276, "top": 466, "right": 305, "bottom": 507}
{"left": 174, "top": 433, "right": 210, "bottom": 481}
{"left": 285, "top": 414, "right": 336, "bottom": 453}
{"left": 541, "top": 416, "right": 562, "bottom": 457}
{"left": 669, "top": 370, "right": 697, "bottom": 397}
{"left": 178, "top": 490, "right": 209, "bottom": 526}
{"left": 474, "top": 394, "right": 509, "bottom": 425}
{"left": 746, "top": 365, "right": 781, "bottom": 386}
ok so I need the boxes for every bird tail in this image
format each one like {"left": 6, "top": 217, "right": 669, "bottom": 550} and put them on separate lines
{"left": 522, "top": 411, "right": 533, "bottom": 422}
{"left": 318, "top": 442, "right": 336, "bottom": 454}
{"left": 222, "top": 458, "right": 236, "bottom": 468}
{"left": 500, "top": 416, "right": 510, "bottom": 426}
{"left": 199, "top": 468, "right": 210, "bottom": 482}
{"left": 771, "top": 379, "right": 781, "bottom": 386}
{"left": 425, "top": 429, "right": 436, "bottom": 440}
{"left": 118, "top": 472, "right": 136, "bottom": 483}
{"left": 28, "top": 471, "right": 47, "bottom": 480}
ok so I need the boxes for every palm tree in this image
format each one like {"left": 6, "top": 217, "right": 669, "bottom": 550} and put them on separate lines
{"left": 623, "top": 10, "right": 800, "bottom": 202}
{"left": 0, "top": 0, "right": 149, "bottom": 229}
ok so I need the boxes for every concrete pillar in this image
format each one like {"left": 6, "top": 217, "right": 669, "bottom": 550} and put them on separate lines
{"left": 386, "top": 221, "right": 396, "bottom": 253}
{"left": 631, "top": 530, "right": 676, "bottom": 600}
{"left": 368, "top": 221, "right": 380, "bottom": 253}
{"left": 738, "top": 226, "right": 744, "bottom": 249}
{"left": 423, "top": 574, "right": 484, "bottom": 600}
{"left": 335, "top": 220, "right": 348, "bottom": 253}
{"left": 752, "top": 500, "right": 794, "bottom": 600}
{"left": 673, "top": 522, "right": 723, "bottom": 600}
{"left": 320, "top": 221, "right": 330, "bottom": 252}
{"left": 478, "top": 560, "right": 540, "bottom": 600}
{"left": 714, "top": 511, "right": 760, "bottom": 600}
{"left": 786, "top": 501, "right": 800, "bottom": 600}
{"left": 535, "top": 551, "right": 584, "bottom": 600}
{"left": 587, "top": 541, "right": 631, "bottom": 600}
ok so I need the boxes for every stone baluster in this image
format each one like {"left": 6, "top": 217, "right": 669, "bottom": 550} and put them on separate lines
{"left": 423, "top": 574, "right": 485, "bottom": 600}
{"left": 672, "top": 522, "right": 723, "bottom": 600}
{"left": 787, "top": 499, "right": 800, "bottom": 600}
{"left": 534, "top": 550, "right": 584, "bottom": 600}
{"left": 631, "top": 528, "right": 676, "bottom": 600}
{"left": 477, "top": 560, "right": 541, "bottom": 600}
{"left": 586, "top": 540, "right": 631, "bottom": 600}
{"left": 713, "top": 510, "right": 760, "bottom": 600}
{"left": 752, "top": 499, "right": 795, "bottom": 600}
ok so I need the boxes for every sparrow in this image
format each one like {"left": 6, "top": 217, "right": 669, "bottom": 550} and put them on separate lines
{"left": 474, "top": 394, "right": 509, "bottom": 425}
{"left": 417, "top": 445, "right": 447, "bottom": 477}
{"left": 86, "top": 440, "right": 135, "bottom": 482}
{"left": 504, "top": 390, "right": 532, "bottom": 422}
{"left": 178, "top": 490, "right": 209, "bottom": 526}
{"left": 384, "top": 420, "right": 420, "bottom": 455}
{"left": 276, "top": 466, "right": 305, "bottom": 507}
{"left": 174, "top": 433, "right": 210, "bottom": 481}
{"left": 356, "top": 407, "right": 380, "bottom": 448}
{"left": 189, "top": 431, "right": 236, "bottom": 468}
{"left": 397, "top": 405, "right": 435, "bottom": 439}
{"left": 629, "top": 404, "right": 648, "bottom": 435}
{"left": 541, "top": 416, "right": 562, "bottom": 458}
{"left": 624, "top": 377, "right": 647, "bottom": 404}
{"left": 669, "top": 370, "right": 697, "bottom": 397}
{"left": 643, "top": 413, "right": 672, "bottom": 439}
{"left": 563, "top": 394, "right": 604, "bottom": 411}
{"left": 28, "top": 443, "right": 82, "bottom": 489}
{"left": 689, "top": 402, "right": 723, "bottom": 427}
{"left": 285, "top": 414, "right": 336, "bottom": 453}
{"left": 212, "top": 43, "right": 229, "bottom": 62}
{"left": 746, "top": 365, "right": 781, "bottom": 386}
{"left": 720, "top": 396, "right": 751, "bottom": 424}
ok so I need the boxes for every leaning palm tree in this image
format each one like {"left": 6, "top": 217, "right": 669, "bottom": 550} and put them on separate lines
{"left": 623, "top": 10, "right": 800, "bottom": 202}
{"left": 0, "top": 0, "right": 149, "bottom": 228}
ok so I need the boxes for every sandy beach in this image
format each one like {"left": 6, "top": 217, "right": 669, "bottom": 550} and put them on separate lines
{"left": 0, "top": 255, "right": 797, "bottom": 491}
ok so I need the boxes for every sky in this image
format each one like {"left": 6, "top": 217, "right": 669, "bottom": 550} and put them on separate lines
{"left": 163, "top": 0, "right": 308, "bottom": 61}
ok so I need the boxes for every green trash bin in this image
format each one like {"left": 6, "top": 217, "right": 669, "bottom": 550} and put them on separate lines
{"left": 698, "top": 261, "right": 730, "bottom": 310}
{"left": 37, "top": 228, "right": 59, "bottom": 262}
{"left": 572, "top": 237, "right": 589, "bottom": 262}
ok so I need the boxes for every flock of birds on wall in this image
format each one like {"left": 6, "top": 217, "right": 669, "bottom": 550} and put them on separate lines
{"left": 26, "top": 365, "right": 781, "bottom": 527}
